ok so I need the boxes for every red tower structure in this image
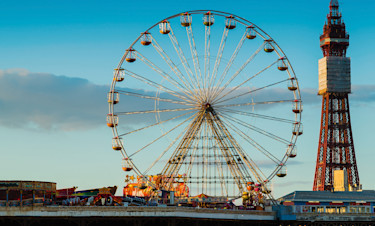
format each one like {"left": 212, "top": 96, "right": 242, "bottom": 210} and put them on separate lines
{"left": 313, "top": 0, "right": 360, "bottom": 191}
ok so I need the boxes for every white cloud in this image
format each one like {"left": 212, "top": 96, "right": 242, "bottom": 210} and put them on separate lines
{"left": 0, "top": 69, "right": 188, "bottom": 131}
{"left": 1, "top": 68, "right": 374, "bottom": 131}
{"left": 0, "top": 69, "right": 108, "bottom": 131}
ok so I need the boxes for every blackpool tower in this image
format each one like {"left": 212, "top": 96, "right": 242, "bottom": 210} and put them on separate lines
{"left": 313, "top": 0, "right": 360, "bottom": 191}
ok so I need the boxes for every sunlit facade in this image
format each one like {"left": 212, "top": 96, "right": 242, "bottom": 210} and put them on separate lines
{"left": 279, "top": 190, "right": 375, "bottom": 215}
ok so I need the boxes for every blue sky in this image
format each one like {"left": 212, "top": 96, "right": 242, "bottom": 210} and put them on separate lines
{"left": 1, "top": 0, "right": 375, "bottom": 198}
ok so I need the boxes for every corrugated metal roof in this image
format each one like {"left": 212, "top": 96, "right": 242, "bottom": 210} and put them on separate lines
{"left": 279, "top": 190, "right": 375, "bottom": 202}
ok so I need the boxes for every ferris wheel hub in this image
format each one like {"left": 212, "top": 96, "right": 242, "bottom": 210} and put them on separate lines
{"left": 202, "top": 102, "right": 214, "bottom": 113}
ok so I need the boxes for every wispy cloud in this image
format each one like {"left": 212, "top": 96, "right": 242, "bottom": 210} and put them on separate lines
{"left": 0, "top": 69, "right": 108, "bottom": 131}
{"left": 351, "top": 85, "right": 375, "bottom": 102}
{"left": 1, "top": 68, "right": 374, "bottom": 131}
{"left": 297, "top": 85, "right": 375, "bottom": 105}
{"left": 274, "top": 180, "right": 311, "bottom": 188}
{"left": 255, "top": 159, "right": 305, "bottom": 169}
{"left": 0, "top": 69, "right": 190, "bottom": 131}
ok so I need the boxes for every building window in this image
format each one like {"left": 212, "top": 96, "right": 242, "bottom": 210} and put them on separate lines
{"left": 348, "top": 206, "right": 371, "bottom": 213}
{"left": 326, "top": 207, "right": 338, "bottom": 213}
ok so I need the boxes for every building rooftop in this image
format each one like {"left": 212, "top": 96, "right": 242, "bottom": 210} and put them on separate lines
{"left": 279, "top": 190, "right": 375, "bottom": 202}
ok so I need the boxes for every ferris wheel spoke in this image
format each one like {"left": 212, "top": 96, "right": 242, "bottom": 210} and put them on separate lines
{"left": 204, "top": 25, "right": 212, "bottom": 101}
{"left": 125, "top": 69, "right": 194, "bottom": 104}
{"left": 116, "top": 106, "right": 198, "bottom": 115}
{"left": 219, "top": 108, "right": 295, "bottom": 124}
{"left": 213, "top": 146, "right": 229, "bottom": 196}
{"left": 183, "top": 116, "right": 218, "bottom": 189}
{"left": 218, "top": 117, "right": 276, "bottom": 180}
{"left": 205, "top": 113, "right": 247, "bottom": 191}
{"left": 209, "top": 31, "right": 246, "bottom": 101}
{"left": 185, "top": 24, "right": 204, "bottom": 100}
{"left": 185, "top": 137, "right": 200, "bottom": 184}
{"left": 220, "top": 117, "right": 281, "bottom": 165}
{"left": 167, "top": 27, "right": 202, "bottom": 97}
{"left": 135, "top": 51, "right": 195, "bottom": 99}
{"left": 209, "top": 27, "right": 230, "bottom": 99}
{"left": 220, "top": 111, "right": 290, "bottom": 144}
{"left": 216, "top": 99, "right": 294, "bottom": 109}
{"left": 119, "top": 110, "right": 195, "bottom": 137}
{"left": 161, "top": 112, "right": 207, "bottom": 190}
{"left": 214, "top": 59, "right": 279, "bottom": 102}
{"left": 128, "top": 112, "right": 198, "bottom": 158}
{"left": 243, "top": 155, "right": 268, "bottom": 184}
{"left": 203, "top": 122, "right": 210, "bottom": 193}
{"left": 149, "top": 35, "right": 199, "bottom": 100}
{"left": 210, "top": 41, "right": 265, "bottom": 100}
{"left": 162, "top": 111, "right": 206, "bottom": 176}
{"left": 116, "top": 90, "right": 195, "bottom": 106}
{"left": 214, "top": 79, "right": 290, "bottom": 105}
{"left": 143, "top": 124, "right": 187, "bottom": 175}
{"left": 212, "top": 114, "right": 266, "bottom": 184}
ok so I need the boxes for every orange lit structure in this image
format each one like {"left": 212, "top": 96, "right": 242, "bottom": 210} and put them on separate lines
{"left": 123, "top": 178, "right": 189, "bottom": 198}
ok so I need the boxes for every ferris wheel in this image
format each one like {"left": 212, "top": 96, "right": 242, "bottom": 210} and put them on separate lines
{"left": 107, "top": 10, "right": 302, "bottom": 198}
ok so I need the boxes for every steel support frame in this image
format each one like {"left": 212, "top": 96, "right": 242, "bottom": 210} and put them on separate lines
{"left": 313, "top": 93, "right": 359, "bottom": 191}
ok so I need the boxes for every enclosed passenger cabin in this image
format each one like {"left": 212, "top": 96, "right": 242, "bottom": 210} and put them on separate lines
{"left": 293, "top": 122, "right": 303, "bottom": 136}
{"left": 112, "top": 137, "right": 123, "bottom": 151}
{"left": 225, "top": 15, "right": 236, "bottom": 29}
{"left": 114, "top": 68, "right": 125, "bottom": 82}
{"left": 287, "top": 144, "right": 297, "bottom": 158}
{"left": 180, "top": 12, "right": 192, "bottom": 27}
{"left": 292, "top": 100, "right": 303, "bottom": 113}
{"left": 122, "top": 158, "right": 133, "bottom": 171}
{"left": 159, "top": 20, "right": 171, "bottom": 34}
{"left": 106, "top": 114, "right": 118, "bottom": 127}
{"left": 278, "top": 57, "right": 288, "bottom": 71}
{"left": 140, "top": 32, "right": 152, "bottom": 46}
{"left": 246, "top": 26, "right": 256, "bottom": 39}
{"left": 203, "top": 11, "right": 214, "bottom": 26}
{"left": 276, "top": 164, "right": 287, "bottom": 177}
{"left": 125, "top": 48, "right": 136, "bottom": 62}
{"left": 262, "top": 188, "right": 271, "bottom": 194}
{"left": 288, "top": 78, "right": 298, "bottom": 91}
{"left": 264, "top": 40, "right": 274, "bottom": 53}
{"left": 107, "top": 91, "right": 119, "bottom": 104}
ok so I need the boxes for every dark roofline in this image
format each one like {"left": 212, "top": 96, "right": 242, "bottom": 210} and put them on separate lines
{"left": 278, "top": 190, "right": 375, "bottom": 203}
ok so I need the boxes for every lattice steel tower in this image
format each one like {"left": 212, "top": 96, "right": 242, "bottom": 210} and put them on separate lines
{"left": 313, "top": 0, "right": 360, "bottom": 191}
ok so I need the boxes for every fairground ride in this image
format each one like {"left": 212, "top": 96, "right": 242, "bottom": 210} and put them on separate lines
{"left": 107, "top": 10, "right": 302, "bottom": 200}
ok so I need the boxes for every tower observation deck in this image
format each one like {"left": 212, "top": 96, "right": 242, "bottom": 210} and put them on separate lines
{"left": 313, "top": 0, "right": 360, "bottom": 191}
